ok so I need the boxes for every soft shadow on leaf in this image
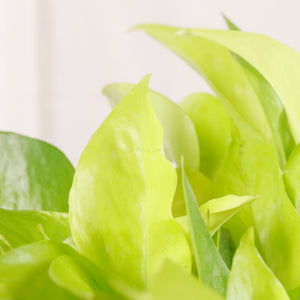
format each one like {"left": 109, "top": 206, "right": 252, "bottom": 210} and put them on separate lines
{"left": 176, "top": 194, "right": 256, "bottom": 237}
{"left": 0, "top": 132, "right": 74, "bottom": 211}
{"left": 283, "top": 143, "right": 300, "bottom": 213}
{"left": 215, "top": 132, "right": 300, "bottom": 290}
{"left": 49, "top": 255, "right": 128, "bottom": 300}
{"left": 227, "top": 228, "right": 290, "bottom": 300}
{"left": 180, "top": 93, "right": 233, "bottom": 179}
{"left": 0, "top": 241, "right": 124, "bottom": 300}
{"left": 213, "top": 228, "right": 236, "bottom": 269}
{"left": 103, "top": 82, "right": 199, "bottom": 169}
{"left": 70, "top": 76, "right": 191, "bottom": 289}
{"left": 288, "top": 287, "right": 300, "bottom": 300}
{"left": 172, "top": 167, "right": 214, "bottom": 217}
{"left": 135, "top": 24, "right": 271, "bottom": 146}
{"left": 223, "top": 15, "right": 295, "bottom": 167}
{"left": 0, "top": 208, "right": 71, "bottom": 255}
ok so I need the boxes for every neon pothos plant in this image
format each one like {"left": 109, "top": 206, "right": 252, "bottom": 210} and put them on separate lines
{"left": 1, "top": 16, "right": 300, "bottom": 300}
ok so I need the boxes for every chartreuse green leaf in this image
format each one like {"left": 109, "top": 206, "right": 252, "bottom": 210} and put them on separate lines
{"left": 69, "top": 76, "right": 191, "bottom": 289}
{"left": 136, "top": 24, "right": 300, "bottom": 165}
{"left": 283, "top": 143, "right": 300, "bottom": 212}
{"left": 147, "top": 260, "right": 224, "bottom": 300}
{"left": 227, "top": 228, "right": 290, "bottom": 300}
{"left": 172, "top": 167, "right": 214, "bottom": 217}
{"left": 288, "top": 287, "right": 300, "bottom": 300}
{"left": 0, "top": 132, "right": 74, "bottom": 211}
{"left": 0, "top": 241, "right": 124, "bottom": 300}
{"left": 0, "top": 208, "right": 70, "bottom": 255}
{"left": 49, "top": 255, "right": 129, "bottom": 300}
{"left": 215, "top": 133, "right": 300, "bottom": 290}
{"left": 223, "top": 16, "right": 295, "bottom": 166}
{"left": 186, "top": 27, "right": 300, "bottom": 144}
{"left": 180, "top": 93, "right": 234, "bottom": 179}
{"left": 103, "top": 82, "right": 199, "bottom": 169}
{"left": 181, "top": 161, "right": 229, "bottom": 296}
{"left": 176, "top": 194, "right": 256, "bottom": 237}
{"left": 135, "top": 24, "right": 271, "bottom": 145}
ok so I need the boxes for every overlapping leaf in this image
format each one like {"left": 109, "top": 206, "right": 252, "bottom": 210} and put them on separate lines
{"left": 136, "top": 24, "right": 298, "bottom": 166}
{"left": 69, "top": 76, "right": 191, "bottom": 289}
{"left": 182, "top": 162, "right": 229, "bottom": 296}
{"left": 180, "top": 93, "right": 234, "bottom": 179}
{"left": 0, "top": 208, "right": 71, "bottom": 255}
{"left": 227, "top": 228, "right": 290, "bottom": 300}
{"left": 0, "top": 241, "right": 123, "bottom": 300}
{"left": 223, "top": 16, "right": 295, "bottom": 166}
{"left": 103, "top": 83, "right": 199, "bottom": 169}
{"left": 135, "top": 24, "right": 270, "bottom": 145}
{"left": 215, "top": 133, "right": 300, "bottom": 290}
{"left": 172, "top": 167, "right": 213, "bottom": 217}
{"left": 176, "top": 194, "right": 256, "bottom": 237}
{"left": 0, "top": 132, "right": 74, "bottom": 211}
{"left": 283, "top": 143, "right": 300, "bottom": 212}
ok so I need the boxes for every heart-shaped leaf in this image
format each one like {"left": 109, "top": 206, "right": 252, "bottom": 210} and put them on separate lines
{"left": 69, "top": 76, "right": 191, "bottom": 288}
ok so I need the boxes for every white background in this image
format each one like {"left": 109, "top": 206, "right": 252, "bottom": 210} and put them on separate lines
{"left": 1, "top": 0, "right": 299, "bottom": 165}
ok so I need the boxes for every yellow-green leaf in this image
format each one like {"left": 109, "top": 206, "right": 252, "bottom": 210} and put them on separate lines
{"left": 180, "top": 93, "right": 234, "bottom": 179}
{"left": 0, "top": 208, "right": 70, "bottom": 255}
{"left": 176, "top": 194, "right": 256, "bottom": 237}
{"left": 283, "top": 143, "right": 300, "bottom": 212}
{"left": 103, "top": 82, "right": 199, "bottom": 169}
{"left": 215, "top": 133, "right": 300, "bottom": 290}
{"left": 148, "top": 260, "right": 224, "bottom": 300}
{"left": 172, "top": 167, "right": 214, "bottom": 217}
{"left": 227, "top": 228, "right": 290, "bottom": 300}
{"left": 135, "top": 24, "right": 270, "bottom": 145}
{"left": 69, "top": 76, "right": 191, "bottom": 288}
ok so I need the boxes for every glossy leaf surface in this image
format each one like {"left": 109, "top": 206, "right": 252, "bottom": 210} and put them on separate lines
{"left": 0, "top": 132, "right": 74, "bottom": 211}
{"left": 135, "top": 24, "right": 271, "bottom": 145}
{"left": 227, "top": 228, "right": 290, "bottom": 300}
{"left": 182, "top": 163, "right": 229, "bottom": 296}
{"left": 70, "top": 76, "right": 190, "bottom": 288}
{"left": 103, "top": 82, "right": 199, "bottom": 169}
{"left": 0, "top": 208, "right": 70, "bottom": 255}
{"left": 187, "top": 27, "right": 300, "bottom": 144}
